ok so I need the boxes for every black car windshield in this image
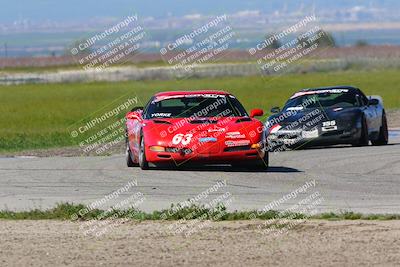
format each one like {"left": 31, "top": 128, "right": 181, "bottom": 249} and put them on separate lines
{"left": 144, "top": 95, "right": 248, "bottom": 119}
{"left": 283, "top": 90, "right": 360, "bottom": 111}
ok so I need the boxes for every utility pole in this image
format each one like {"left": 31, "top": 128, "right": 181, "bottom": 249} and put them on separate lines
{"left": 4, "top": 43, "right": 7, "bottom": 58}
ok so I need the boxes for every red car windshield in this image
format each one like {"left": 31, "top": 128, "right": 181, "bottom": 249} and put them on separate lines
{"left": 144, "top": 95, "right": 248, "bottom": 119}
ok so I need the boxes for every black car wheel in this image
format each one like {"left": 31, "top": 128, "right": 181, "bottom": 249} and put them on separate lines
{"left": 372, "top": 112, "right": 389, "bottom": 146}
{"left": 353, "top": 116, "right": 369, "bottom": 147}
{"left": 138, "top": 135, "right": 149, "bottom": 170}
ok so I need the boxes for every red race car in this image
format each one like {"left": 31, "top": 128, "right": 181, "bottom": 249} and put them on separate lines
{"left": 125, "top": 90, "right": 268, "bottom": 170}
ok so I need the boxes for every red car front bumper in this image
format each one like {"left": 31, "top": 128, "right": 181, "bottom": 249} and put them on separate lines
{"left": 145, "top": 145, "right": 266, "bottom": 166}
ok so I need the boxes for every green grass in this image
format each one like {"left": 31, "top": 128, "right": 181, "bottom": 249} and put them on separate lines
{"left": 1, "top": 203, "right": 399, "bottom": 221}
{"left": 0, "top": 69, "right": 399, "bottom": 152}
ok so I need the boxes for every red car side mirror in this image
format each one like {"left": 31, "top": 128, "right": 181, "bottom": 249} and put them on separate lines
{"left": 250, "top": 109, "right": 264, "bottom": 118}
{"left": 126, "top": 111, "right": 142, "bottom": 121}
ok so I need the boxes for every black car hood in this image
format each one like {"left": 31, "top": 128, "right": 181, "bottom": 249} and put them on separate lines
{"left": 267, "top": 107, "right": 361, "bottom": 127}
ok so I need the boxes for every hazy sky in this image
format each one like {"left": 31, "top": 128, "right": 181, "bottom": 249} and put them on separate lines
{"left": 0, "top": 0, "right": 397, "bottom": 23}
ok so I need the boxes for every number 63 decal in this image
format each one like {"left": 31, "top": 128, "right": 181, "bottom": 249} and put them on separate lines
{"left": 172, "top": 133, "right": 193, "bottom": 145}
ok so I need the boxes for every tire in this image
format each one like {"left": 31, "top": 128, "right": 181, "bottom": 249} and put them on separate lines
{"left": 353, "top": 116, "right": 369, "bottom": 147}
{"left": 371, "top": 112, "right": 389, "bottom": 146}
{"left": 255, "top": 151, "right": 269, "bottom": 170}
{"left": 138, "top": 135, "right": 149, "bottom": 170}
{"left": 233, "top": 151, "right": 269, "bottom": 171}
{"left": 126, "top": 140, "right": 137, "bottom": 167}
{"left": 255, "top": 141, "right": 270, "bottom": 170}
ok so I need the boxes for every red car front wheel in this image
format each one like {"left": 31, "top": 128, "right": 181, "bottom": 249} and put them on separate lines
{"left": 139, "top": 135, "right": 149, "bottom": 170}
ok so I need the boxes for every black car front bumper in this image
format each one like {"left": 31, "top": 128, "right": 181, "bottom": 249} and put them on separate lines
{"left": 267, "top": 125, "right": 361, "bottom": 150}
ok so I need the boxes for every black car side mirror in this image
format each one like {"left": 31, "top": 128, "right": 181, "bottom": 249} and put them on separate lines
{"left": 270, "top": 107, "right": 281, "bottom": 114}
{"left": 368, "top": 99, "right": 379, "bottom": 106}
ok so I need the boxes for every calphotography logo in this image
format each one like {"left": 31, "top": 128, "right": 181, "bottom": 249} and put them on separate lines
{"left": 68, "top": 95, "right": 140, "bottom": 155}
{"left": 250, "top": 179, "right": 324, "bottom": 237}
{"left": 71, "top": 179, "right": 146, "bottom": 238}
{"left": 158, "top": 180, "right": 235, "bottom": 237}
{"left": 70, "top": 13, "right": 148, "bottom": 71}
{"left": 248, "top": 15, "right": 336, "bottom": 78}
{"left": 159, "top": 14, "right": 236, "bottom": 80}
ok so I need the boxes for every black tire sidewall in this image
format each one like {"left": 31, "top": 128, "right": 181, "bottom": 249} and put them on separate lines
{"left": 126, "top": 140, "right": 136, "bottom": 167}
{"left": 139, "top": 135, "right": 149, "bottom": 169}
{"left": 360, "top": 116, "right": 369, "bottom": 146}
{"left": 372, "top": 113, "right": 389, "bottom": 146}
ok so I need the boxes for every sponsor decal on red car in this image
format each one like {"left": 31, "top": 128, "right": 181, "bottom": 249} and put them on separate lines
{"left": 225, "top": 140, "right": 251, "bottom": 147}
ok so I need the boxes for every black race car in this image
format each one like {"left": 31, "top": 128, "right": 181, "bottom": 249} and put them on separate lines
{"left": 265, "top": 86, "right": 389, "bottom": 150}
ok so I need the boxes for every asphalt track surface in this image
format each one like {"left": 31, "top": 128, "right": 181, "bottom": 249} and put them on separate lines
{"left": 1, "top": 130, "right": 400, "bottom": 214}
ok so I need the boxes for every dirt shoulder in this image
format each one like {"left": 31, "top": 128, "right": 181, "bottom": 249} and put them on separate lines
{"left": 0, "top": 220, "right": 399, "bottom": 266}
